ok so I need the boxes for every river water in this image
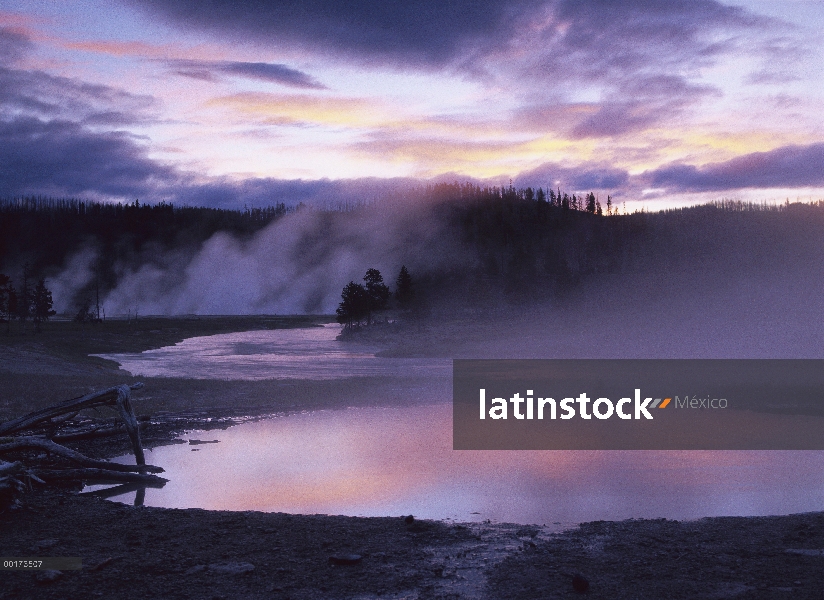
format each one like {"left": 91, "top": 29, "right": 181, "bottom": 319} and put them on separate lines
{"left": 90, "top": 324, "right": 824, "bottom": 525}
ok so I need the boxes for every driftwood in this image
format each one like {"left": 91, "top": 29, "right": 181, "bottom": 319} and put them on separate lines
{"left": 0, "top": 438, "right": 163, "bottom": 474}
{"left": 0, "top": 383, "right": 145, "bottom": 435}
{"left": 80, "top": 479, "right": 166, "bottom": 499}
{"left": 52, "top": 420, "right": 149, "bottom": 443}
{"left": 31, "top": 469, "right": 165, "bottom": 484}
{"left": 0, "top": 383, "right": 168, "bottom": 507}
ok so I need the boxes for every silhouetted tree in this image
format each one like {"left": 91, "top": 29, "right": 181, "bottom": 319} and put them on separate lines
{"left": 586, "top": 192, "right": 596, "bottom": 214}
{"left": 32, "top": 278, "right": 55, "bottom": 332}
{"left": 336, "top": 281, "right": 368, "bottom": 329}
{"left": 6, "top": 286, "right": 16, "bottom": 334}
{"left": 364, "top": 268, "right": 390, "bottom": 325}
{"left": 395, "top": 265, "right": 414, "bottom": 308}
{"left": 0, "top": 274, "right": 10, "bottom": 331}
{"left": 536, "top": 188, "right": 546, "bottom": 203}
{"left": 15, "top": 264, "right": 32, "bottom": 327}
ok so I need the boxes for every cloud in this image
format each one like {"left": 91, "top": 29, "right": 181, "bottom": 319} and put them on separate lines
{"left": 0, "top": 26, "right": 32, "bottom": 64}
{"left": 645, "top": 143, "right": 824, "bottom": 192}
{"left": 0, "top": 118, "right": 179, "bottom": 199}
{"left": 516, "top": 161, "right": 629, "bottom": 191}
{"left": 0, "top": 28, "right": 155, "bottom": 123}
{"left": 0, "top": 28, "right": 169, "bottom": 199}
{"left": 208, "top": 92, "right": 391, "bottom": 129}
{"left": 128, "top": 0, "right": 544, "bottom": 68}
{"left": 128, "top": 0, "right": 777, "bottom": 81}
{"left": 0, "top": 65, "right": 156, "bottom": 124}
{"left": 499, "top": 1, "right": 771, "bottom": 138}
{"left": 165, "top": 59, "right": 326, "bottom": 89}
{"left": 169, "top": 176, "right": 423, "bottom": 210}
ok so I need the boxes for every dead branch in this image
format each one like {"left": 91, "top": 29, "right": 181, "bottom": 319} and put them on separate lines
{"left": 0, "top": 383, "right": 144, "bottom": 436}
{"left": 80, "top": 480, "right": 166, "bottom": 499}
{"left": 31, "top": 468, "right": 167, "bottom": 485}
{"left": 0, "top": 437, "right": 163, "bottom": 474}
{"left": 52, "top": 420, "right": 148, "bottom": 443}
{"left": 0, "top": 383, "right": 168, "bottom": 505}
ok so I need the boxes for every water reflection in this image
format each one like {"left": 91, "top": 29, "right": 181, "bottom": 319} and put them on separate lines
{"left": 95, "top": 323, "right": 450, "bottom": 380}
{"left": 89, "top": 404, "right": 824, "bottom": 525}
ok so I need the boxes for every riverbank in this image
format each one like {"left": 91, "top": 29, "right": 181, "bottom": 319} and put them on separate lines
{"left": 2, "top": 317, "right": 824, "bottom": 598}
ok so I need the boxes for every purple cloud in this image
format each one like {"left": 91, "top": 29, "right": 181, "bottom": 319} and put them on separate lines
{"left": 646, "top": 144, "right": 824, "bottom": 191}
{"left": 128, "top": 0, "right": 545, "bottom": 68}
{"left": 166, "top": 60, "right": 326, "bottom": 89}
{"left": 516, "top": 161, "right": 629, "bottom": 191}
{"left": 0, "top": 118, "right": 180, "bottom": 198}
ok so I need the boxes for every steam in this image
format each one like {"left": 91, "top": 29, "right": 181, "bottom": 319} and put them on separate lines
{"left": 102, "top": 198, "right": 458, "bottom": 315}
{"left": 47, "top": 247, "right": 98, "bottom": 313}
{"left": 71, "top": 197, "right": 824, "bottom": 360}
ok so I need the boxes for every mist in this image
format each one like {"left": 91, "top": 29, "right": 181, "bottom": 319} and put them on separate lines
{"left": 25, "top": 192, "right": 821, "bottom": 361}
{"left": 100, "top": 196, "right": 461, "bottom": 315}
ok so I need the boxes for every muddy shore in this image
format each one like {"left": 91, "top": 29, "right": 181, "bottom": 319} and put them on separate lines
{"left": 2, "top": 318, "right": 824, "bottom": 599}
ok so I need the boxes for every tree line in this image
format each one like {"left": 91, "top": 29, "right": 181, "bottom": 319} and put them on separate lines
{"left": 0, "top": 197, "right": 294, "bottom": 313}
{"left": 4, "top": 187, "right": 820, "bottom": 318}
{"left": 0, "top": 265, "right": 55, "bottom": 333}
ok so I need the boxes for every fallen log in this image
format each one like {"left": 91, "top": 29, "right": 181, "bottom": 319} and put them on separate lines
{"left": 0, "top": 437, "right": 164, "bottom": 474}
{"left": 0, "top": 383, "right": 169, "bottom": 503}
{"left": 0, "top": 383, "right": 144, "bottom": 436}
{"left": 32, "top": 468, "right": 167, "bottom": 485}
{"left": 79, "top": 480, "right": 166, "bottom": 499}
{"left": 0, "top": 383, "right": 148, "bottom": 472}
{"left": 52, "top": 420, "right": 149, "bottom": 443}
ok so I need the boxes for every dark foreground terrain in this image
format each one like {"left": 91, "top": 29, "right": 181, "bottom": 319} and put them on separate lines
{"left": 2, "top": 491, "right": 823, "bottom": 600}
{"left": 2, "top": 318, "right": 824, "bottom": 599}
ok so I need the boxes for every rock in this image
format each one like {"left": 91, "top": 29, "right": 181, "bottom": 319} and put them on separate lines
{"left": 207, "top": 562, "right": 255, "bottom": 575}
{"left": 35, "top": 570, "right": 63, "bottom": 583}
{"left": 572, "top": 573, "right": 589, "bottom": 593}
{"left": 328, "top": 554, "right": 362, "bottom": 566}
{"left": 184, "top": 565, "right": 206, "bottom": 575}
{"left": 785, "top": 548, "right": 824, "bottom": 556}
{"left": 31, "top": 539, "right": 58, "bottom": 551}
{"left": 404, "top": 515, "right": 415, "bottom": 525}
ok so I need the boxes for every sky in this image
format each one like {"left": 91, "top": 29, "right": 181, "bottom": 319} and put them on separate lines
{"left": 1, "top": 0, "right": 824, "bottom": 210}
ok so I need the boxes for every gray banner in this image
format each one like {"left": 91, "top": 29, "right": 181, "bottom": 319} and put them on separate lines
{"left": 0, "top": 557, "right": 82, "bottom": 570}
{"left": 453, "top": 359, "right": 824, "bottom": 450}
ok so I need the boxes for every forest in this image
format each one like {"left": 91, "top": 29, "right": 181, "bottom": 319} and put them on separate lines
{"left": 1, "top": 186, "right": 822, "bottom": 320}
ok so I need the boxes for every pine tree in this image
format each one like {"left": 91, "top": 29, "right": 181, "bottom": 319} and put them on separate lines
{"left": 336, "top": 282, "right": 368, "bottom": 329}
{"left": 32, "top": 278, "right": 55, "bottom": 332}
{"left": 6, "top": 286, "right": 17, "bottom": 334}
{"left": 395, "top": 265, "right": 414, "bottom": 309}
{"left": 586, "top": 192, "right": 596, "bottom": 213}
{"left": 363, "top": 268, "right": 390, "bottom": 325}
{"left": 16, "top": 264, "right": 32, "bottom": 327}
{"left": 0, "top": 274, "right": 10, "bottom": 332}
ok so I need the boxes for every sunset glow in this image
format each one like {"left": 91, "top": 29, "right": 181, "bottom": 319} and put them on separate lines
{"left": 1, "top": 1, "right": 823, "bottom": 208}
